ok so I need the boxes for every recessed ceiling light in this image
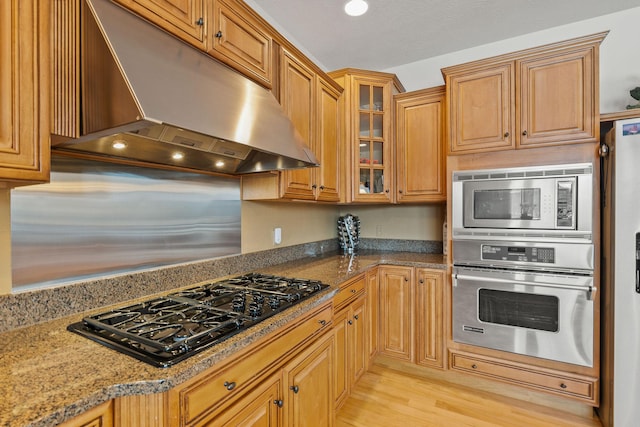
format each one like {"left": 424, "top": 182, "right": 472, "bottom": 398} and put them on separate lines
{"left": 215, "top": 160, "right": 225, "bottom": 168}
{"left": 344, "top": 0, "right": 368, "bottom": 17}
{"left": 172, "top": 152, "right": 184, "bottom": 160}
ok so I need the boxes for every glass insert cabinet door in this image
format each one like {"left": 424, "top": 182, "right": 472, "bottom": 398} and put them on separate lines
{"left": 357, "top": 83, "right": 388, "bottom": 197}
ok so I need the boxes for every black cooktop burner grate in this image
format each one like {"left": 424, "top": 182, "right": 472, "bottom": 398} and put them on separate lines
{"left": 67, "top": 273, "right": 328, "bottom": 367}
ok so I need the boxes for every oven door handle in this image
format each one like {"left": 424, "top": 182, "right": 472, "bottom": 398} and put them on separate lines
{"left": 453, "top": 273, "right": 597, "bottom": 301}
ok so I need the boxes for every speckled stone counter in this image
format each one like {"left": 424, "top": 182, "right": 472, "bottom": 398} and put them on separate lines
{"left": 0, "top": 251, "right": 446, "bottom": 427}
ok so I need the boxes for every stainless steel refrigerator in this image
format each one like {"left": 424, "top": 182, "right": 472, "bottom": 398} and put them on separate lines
{"left": 600, "top": 116, "right": 640, "bottom": 426}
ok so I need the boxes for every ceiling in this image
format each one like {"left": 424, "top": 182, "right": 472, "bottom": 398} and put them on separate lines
{"left": 247, "top": 0, "right": 640, "bottom": 71}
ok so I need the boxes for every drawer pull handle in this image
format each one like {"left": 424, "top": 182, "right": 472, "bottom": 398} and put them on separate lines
{"left": 274, "top": 399, "right": 284, "bottom": 407}
{"left": 290, "top": 385, "right": 299, "bottom": 393}
{"left": 471, "top": 364, "right": 477, "bottom": 369}
{"left": 560, "top": 383, "right": 567, "bottom": 389}
{"left": 318, "top": 319, "right": 327, "bottom": 326}
{"left": 223, "top": 381, "right": 236, "bottom": 391}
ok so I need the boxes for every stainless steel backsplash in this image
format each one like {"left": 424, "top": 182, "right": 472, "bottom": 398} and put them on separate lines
{"left": 11, "top": 156, "right": 241, "bottom": 290}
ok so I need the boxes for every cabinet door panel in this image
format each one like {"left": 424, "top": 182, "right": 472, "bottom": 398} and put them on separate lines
{"left": 395, "top": 87, "right": 445, "bottom": 202}
{"left": 447, "top": 63, "right": 514, "bottom": 154}
{"left": 207, "top": 376, "right": 281, "bottom": 427}
{"left": 0, "top": 0, "right": 50, "bottom": 183}
{"left": 351, "top": 297, "right": 367, "bottom": 383}
{"left": 210, "top": 0, "right": 271, "bottom": 87}
{"left": 114, "top": 0, "right": 205, "bottom": 48}
{"left": 415, "top": 269, "right": 445, "bottom": 369}
{"left": 316, "top": 77, "right": 341, "bottom": 202}
{"left": 279, "top": 51, "right": 315, "bottom": 200}
{"left": 333, "top": 308, "right": 349, "bottom": 408}
{"left": 518, "top": 49, "right": 597, "bottom": 147}
{"left": 283, "top": 333, "right": 334, "bottom": 427}
{"left": 378, "top": 266, "right": 413, "bottom": 361}
{"left": 366, "top": 269, "right": 379, "bottom": 363}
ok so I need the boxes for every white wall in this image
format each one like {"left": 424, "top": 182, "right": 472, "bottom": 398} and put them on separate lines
{"left": 384, "top": 6, "right": 640, "bottom": 114}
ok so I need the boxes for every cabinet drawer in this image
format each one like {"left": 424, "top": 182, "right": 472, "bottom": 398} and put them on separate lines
{"left": 179, "top": 303, "right": 332, "bottom": 425}
{"left": 449, "top": 351, "right": 598, "bottom": 405}
{"left": 333, "top": 275, "right": 365, "bottom": 310}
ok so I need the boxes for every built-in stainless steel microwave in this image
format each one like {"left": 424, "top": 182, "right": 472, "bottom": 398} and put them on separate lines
{"left": 452, "top": 163, "right": 593, "bottom": 242}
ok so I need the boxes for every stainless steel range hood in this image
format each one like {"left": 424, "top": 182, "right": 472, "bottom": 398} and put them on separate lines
{"left": 51, "top": 0, "right": 318, "bottom": 175}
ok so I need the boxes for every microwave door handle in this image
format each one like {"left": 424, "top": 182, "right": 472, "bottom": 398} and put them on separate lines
{"left": 453, "top": 273, "right": 597, "bottom": 301}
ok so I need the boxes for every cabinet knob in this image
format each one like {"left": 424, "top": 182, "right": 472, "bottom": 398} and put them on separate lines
{"left": 398, "top": 189, "right": 403, "bottom": 194}
{"left": 196, "top": 17, "right": 204, "bottom": 26}
{"left": 404, "top": 277, "right": 409, "bottom": 282}
{"left": 419, "top": 279, "right": 424, "bottom": 284}
{"left": 312, "top": 184, "right": 317, "bottom": 189}
{"left": 223, "top": 381, "right": 236, "bottom": 391}
{"left": 354, "top": 314, "right": 359, "bottom": 320}
{"left": 504, "top": 132, "right": 510, "bottom": 138}
{"left": 560, "top": 383, "right": 567, "bottom": 389}
{"left": 385, "top": 189, "right": 389, "bottom": 193}
{"left": 290, "top": 385, "right": 299, "bottom": 394}
{"left": 348, "top": 320, "right": 353, "bottom": 325}
{"left": 215, "top": 30, "right": 223, "bottom": 38}
{"left": 350, "top": 289, "right": 356, "bottom": 294}
{"left": 318, "top": 319, "right": 327, "bottom": 326}
{"left": 522, "top": 130, "right": 528, "bottom": 136}
{"left": 274, "top": 399, "right": 284, "bottom": 407}
{"left": 471, "top": 364, "right": 477, "bottom": 369}
{"left": 320, "top": 185, "right": 325, "bottom": 190}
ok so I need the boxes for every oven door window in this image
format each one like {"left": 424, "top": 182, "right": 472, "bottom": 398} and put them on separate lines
{"left": 473, "top": 188, "right": 541, "bottom": 220}
{"left": 478, "top": 289, "right": 559, "bottom": 332}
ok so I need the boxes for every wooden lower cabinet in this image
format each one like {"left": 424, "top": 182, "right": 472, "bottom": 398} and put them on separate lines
{"left": 378, "top": 266, "right": 445, "bottom": 369}
{"left": 282, "top": 332, "right": 335, "bottom": 427}
{"left": 449, "top": 350, "right": 599, "bottom": 405}
{"left": 378, "top": 266, "right": 414, "bottom": 361}
{"left": 365, "top": 267, "right": 379, "bottom": 366}
{"left": 333, "top": 274, "right": 367, "bottom": 409}
{"left": 166, "top": 303, "right": 332, "bottom": 426}
{"left": 415, "top": 268, "right": 445, "bottom": 369}
{"left": 209, "top": 376, "right": 282, "bottom": 426}
{"left": 58, "top": 400, "right": 113, "bottom": 427}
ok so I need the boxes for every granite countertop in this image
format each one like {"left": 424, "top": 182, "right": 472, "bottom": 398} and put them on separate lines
{"left": 0, "top": 251, "right": 446, "bottom": 427}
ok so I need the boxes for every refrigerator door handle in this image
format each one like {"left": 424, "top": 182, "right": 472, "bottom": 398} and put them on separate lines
{"left": 636, "top": 232, "right": 640, "bottom": 293}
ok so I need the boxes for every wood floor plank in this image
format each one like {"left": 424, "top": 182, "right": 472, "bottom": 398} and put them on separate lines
{"left": 336, "top": 362, "right": 602, "bottom": 427}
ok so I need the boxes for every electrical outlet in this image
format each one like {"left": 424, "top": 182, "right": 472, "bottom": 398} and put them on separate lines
{"left": 274, "top": 227, "right": 282, "bottom": 245}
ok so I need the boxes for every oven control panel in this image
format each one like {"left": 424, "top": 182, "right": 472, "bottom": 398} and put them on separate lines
{"left": 481, "top": 245, "right": 555, "bottom": 264}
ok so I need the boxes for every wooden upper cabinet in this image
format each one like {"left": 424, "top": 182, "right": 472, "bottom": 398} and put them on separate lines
{"left": 0, "top": 0, "right": 50, "bottom": 185}
{"left": 443, "top": 32, "right": 607, "bottom": 155}
{"left": 394, "top": 86, "right": 446, "bottom": 203}
{"left": 445, "top": 63, "right": 514, "bottom": 154}
{"left": 209, "top": 0, "right": 272, "bottom": 87}
{"left": 241, "top": 51, "right": 343, "bottom": 203}
{"left": 113, "top": 0, "right": 206, "bottom": 48}
{"left": 517, "top": 47, "right": 597, "bottom": 148}
{"left": 328, "top": 69, "right": 405, "bottom": 203}
{"left": 279, "top": 50, "right": 316, "bottom": 200}
{"left": 315, "top": 76, "right": 342, "bottom": 202}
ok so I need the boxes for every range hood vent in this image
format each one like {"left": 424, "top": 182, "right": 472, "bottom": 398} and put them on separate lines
{"left": 51, "top": 0, "right": 318, "bottom": 175}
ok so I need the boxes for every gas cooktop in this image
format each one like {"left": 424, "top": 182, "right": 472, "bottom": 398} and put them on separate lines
{"left": 67, "top": 273, "right": 329, "bottom": 367}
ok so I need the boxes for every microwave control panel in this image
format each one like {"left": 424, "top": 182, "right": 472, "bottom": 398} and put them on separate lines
{"left": 481, "top": 245, "right": 555, "bottom": 264}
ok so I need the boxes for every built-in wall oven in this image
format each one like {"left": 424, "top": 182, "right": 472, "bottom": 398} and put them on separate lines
{"left": 451, "top": 163, "right": 595, "bottom": 367}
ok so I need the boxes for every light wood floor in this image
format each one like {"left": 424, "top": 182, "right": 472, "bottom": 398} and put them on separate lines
{"left": 336, "top": 361, "right": 603, "bottom": 427}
